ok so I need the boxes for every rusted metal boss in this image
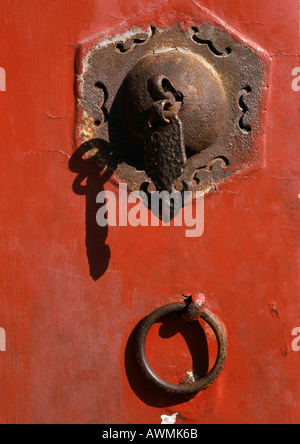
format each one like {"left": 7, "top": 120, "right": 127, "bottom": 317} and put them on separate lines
{"left": 120, "top": 50, "right": 226, "bottom": 158}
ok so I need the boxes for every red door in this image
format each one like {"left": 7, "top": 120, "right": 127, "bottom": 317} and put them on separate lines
{"left": 0, "top": 0, "right": 299, "bottom": 424}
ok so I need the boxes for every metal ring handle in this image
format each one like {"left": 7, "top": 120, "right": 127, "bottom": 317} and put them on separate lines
{"left": 135, "top": 302, "right": 227, "bottom": 395}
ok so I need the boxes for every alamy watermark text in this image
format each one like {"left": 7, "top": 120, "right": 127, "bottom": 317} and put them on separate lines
{"left": 95, "top": 183, "right": 204, "bottom": 238}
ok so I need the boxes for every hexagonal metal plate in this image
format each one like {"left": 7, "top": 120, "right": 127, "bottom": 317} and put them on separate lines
{"left": 76, "top": 24, "right": 268, "bottom": 194}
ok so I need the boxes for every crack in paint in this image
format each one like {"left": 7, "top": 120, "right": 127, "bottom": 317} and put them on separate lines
{"left": 42, "top": 111, "right": 74, "bottom": 121}
{"left": 106, "top": 0, "right": 169, "bottom": 22}
{"left": 268, "top": 303, "right": 291, "bottom": 357}
{"left": 24, "top": 150, "right": 71, "bottom": 159}
{"left": 237, "top": 22, "right": 267, "bottom": 26}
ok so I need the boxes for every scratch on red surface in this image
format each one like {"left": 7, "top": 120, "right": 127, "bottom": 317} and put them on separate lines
{"left": 268, "top": 303, "right": 290, "bottom": 357}
{"left": 42, "top": 111, "right": 75, "bottom": 121}
{"left": 268, "top": 302, "right": 281, "bottom": 321}
{"left": 24, "top": 150, "right": 71, "bottom": 159}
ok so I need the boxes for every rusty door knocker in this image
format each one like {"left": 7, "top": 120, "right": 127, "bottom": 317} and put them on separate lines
{"left": 135, "top": 295, "right": 227, "bottom": 395}
{"left": 76, "top": 23, "right": 266, "bottom": 395}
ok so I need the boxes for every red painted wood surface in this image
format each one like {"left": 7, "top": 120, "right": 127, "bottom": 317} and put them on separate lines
{"left": 0, "top": 0, "right": 299, "bottom": 424}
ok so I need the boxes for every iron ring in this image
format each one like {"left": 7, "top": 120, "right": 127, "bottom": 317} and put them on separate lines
{"left": 135, "top": 302, "right": 227, "bottom": 395}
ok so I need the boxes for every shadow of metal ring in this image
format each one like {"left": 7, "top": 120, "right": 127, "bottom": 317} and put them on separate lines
{"left": 135, "top": 302, "right": 227, "bottom": 395}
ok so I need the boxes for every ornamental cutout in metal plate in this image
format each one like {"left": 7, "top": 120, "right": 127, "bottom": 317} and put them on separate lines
{"left": 75, "top": 24, "right": 267, "bottom": 196}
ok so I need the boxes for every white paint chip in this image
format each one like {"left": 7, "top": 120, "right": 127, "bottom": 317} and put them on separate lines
{"left": 161, "top": 413, "right": 178, "bottom": 424}
{"left": 186, "top": 371, "right": 196, "bottom": 383}
{"left": 0, "top": 327, "right": 6, "bottom": 351}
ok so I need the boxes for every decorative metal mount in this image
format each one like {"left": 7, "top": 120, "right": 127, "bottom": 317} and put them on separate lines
{"left": 76, "top": 24, "right": 266, "bottom": 197}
